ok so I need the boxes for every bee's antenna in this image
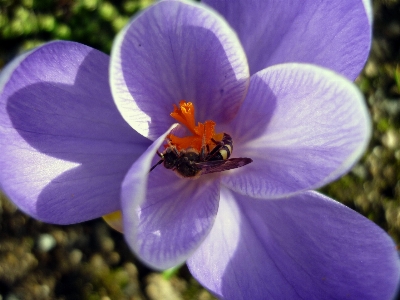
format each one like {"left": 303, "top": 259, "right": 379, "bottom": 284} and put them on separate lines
{"left": 149, "top": 151, "right": 164, "bottom": 173}
{"left": 149, "top": 159, "right": 164, "bottom": 172}
{"left": 200, "top": 125, "right": 207, "bottom": 161}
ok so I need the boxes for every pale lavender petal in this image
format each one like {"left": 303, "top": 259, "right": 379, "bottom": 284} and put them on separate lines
{"left": 0, "top": 41, "right": 150, "bottom": 224}
{"left": 188, "top": 189, "right": 400, "bottom": 300}
{"left": 204, "top": 0, "right": 372, "bottom": 79}
{"left": 110, "top": 0, "right": 249, "bottom": 140}
{"left": 122, "top": 125, "right": 220, "bottom": 270}
{"left": 223, "top": 63, "right": 371, "bottom": 199}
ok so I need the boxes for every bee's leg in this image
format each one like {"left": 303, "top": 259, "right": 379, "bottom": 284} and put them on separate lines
{"left": 211, "top": 138, "right": 223, "bottom": 146}
{"left": 171, "top": 147, "right": 180, "bottom": 156}
{"left": 207, "top": 138, "right": 223, "bottom": 160}
{"left": 206, "top": 144, "right": 210, "bottom": 156}
{"left": 167, "top": 141, "right": 180, "bottom": 157}
{"left": 200, "top": 144, "right": 207, "bottom": 161}
{"left": 199, "top": 127, "right": 208, "bottom": 161}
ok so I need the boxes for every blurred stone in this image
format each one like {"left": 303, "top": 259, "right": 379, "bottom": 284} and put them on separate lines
{"left": 5, "top": 294, "right": 19, "bottom": 300}
{"left": 355, "top": 195, "right": 370, "bottom": 212}
{"left": 100, "top": 236, "right": 115, "bottom": 253}
{"left": 382, "top": 129, "right": 399, "bottom": 149}
{"left": 33, "top": 284, "right": 50, "bottom": 298}
{"left": 13, "top": 273, "right": 57, "bottom": 300}
{"left": 37, "top": 233, "right": 56, "bottom": 252}
{"left": 387, "top": 22, "right": 400, "bottom": 37}
{"left": 90, "top": 253, "right": 107, "bottom": 269}
{"left": 382, "top": 99, "right": 400, "bottom": 116}
{"left": 372, "top": 145, "right": 384, "bottom": 157}
{"left": 69, "top": 228, "right": 83, "bottom": 244}
{"left": 0, "top": 238, "right": 38, "bottom": 284}
{"left": 367, "top": 190, "right": 380, "bottom": 203}
{"left": 395, "top": 150, "right": 400, "bottom": 160}
{"left": 385, "top": 202, "right": 400, "bottom": 228}
{"left": 364, "top": 60, "right": 378, "bottom": 77}
{"left": 146, "top": 273, "right": 182, "bottom": 300}
{"left": 107, "top": 251, "right": 120, "bottom": 265}
{"left": 69, "top": 249, "right": 83, "bottom": 266}
{"left": 0, "top": 196, "right": 18, "bottom": 214}
{"left": 9, "top": 215, "right": 27, "bottom": 233}
{"left": 199, "top": 290, "right": 215, "bottom": 300}
{"left": 51, "top": 229, "right": 67, "bottom": 246}
{"left": 383, "top": 165, "right": 396, "bottom": 184}
{"left": 122, "top": 263, "right": 143, "bottom": 299}
{"left": 351, "top": 164, "right": 367, "bottom": 179}
{"left": 124, "top": 262, "right": 138, "bottom": 277}
{"left": 371, "top": 38, "right": 391, "bottom": 60}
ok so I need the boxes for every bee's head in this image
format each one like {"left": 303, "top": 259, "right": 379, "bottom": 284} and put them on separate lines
{"left": 163, "top": 148, "right": 179, "bottom": 169}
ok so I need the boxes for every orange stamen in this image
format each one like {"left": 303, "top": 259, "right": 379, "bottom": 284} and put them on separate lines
{"left": 170, "top": 101, "right": 197, "bottom": 135}
{"left": 168, "top": 135, "right": 202, "bottom": 151}
{"left": 168, "top": 101, "right": 222, "bottom": 152}
{"left": 212, "top": 132, "right": 224, "bottom": 142}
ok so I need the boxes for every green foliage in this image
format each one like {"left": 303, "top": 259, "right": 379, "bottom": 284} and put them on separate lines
{"left": 162, "top": 264, "right": 183, "bottom": 280}
{"left": 0, "top": 0, "right": 154, "bottom": 56}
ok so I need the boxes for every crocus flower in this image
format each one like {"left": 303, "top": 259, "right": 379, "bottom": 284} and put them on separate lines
{"left": 0, "top": 0, "right": 399, "bottom": 299}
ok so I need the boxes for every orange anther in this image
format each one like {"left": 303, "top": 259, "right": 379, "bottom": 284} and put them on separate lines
{"left": 170, "top": 101, "right": 197, "bottom": 135}
{"left": 168, "top": 101, "right": 222, "bottom": 152}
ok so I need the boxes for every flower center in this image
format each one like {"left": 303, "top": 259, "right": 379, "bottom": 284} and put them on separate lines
{"left": 167, "top": 100, "right": 224, "bottom": 152}
{"left": 149, "top": 100, "right": 252, "bottom": 177}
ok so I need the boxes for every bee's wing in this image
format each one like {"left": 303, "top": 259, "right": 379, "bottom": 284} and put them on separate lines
{"left": 196, "top": 158, "right": 252, "bottom": 175}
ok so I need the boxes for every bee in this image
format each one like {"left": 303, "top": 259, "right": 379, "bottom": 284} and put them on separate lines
{"left": 149, "top": 133, "right": 252, "bottom": 178}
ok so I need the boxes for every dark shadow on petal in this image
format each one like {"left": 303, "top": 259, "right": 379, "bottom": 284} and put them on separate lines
{"left": 239, "top": 76, "right": 277, "bottom": 145}
{"left": 6, "top": 49, "right": 151, "bottom": 223}
{"left": 226, "top": 75, "right": 277, "bottom": 154}
{"left": 121, "top": 25, "right": 249, "bottom": 139}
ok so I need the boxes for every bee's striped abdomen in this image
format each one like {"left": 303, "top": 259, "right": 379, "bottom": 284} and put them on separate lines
{"left": 208, "top": 133, "right": 233, "bottom": 161}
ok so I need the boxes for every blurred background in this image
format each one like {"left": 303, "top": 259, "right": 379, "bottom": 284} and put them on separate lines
{"left": 0, "top": 0, "right": 399, "bottom": 299}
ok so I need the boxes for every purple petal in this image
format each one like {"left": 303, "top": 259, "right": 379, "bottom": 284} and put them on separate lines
{"left": 223, "top": 63, "right": 371, "bottom": 199}
{"left": 110, "top": 0, "right": 249, "bottom": 140}
{"left": 188, "top": 189, "right": 400, "bottom": 300}
{"left": 122, "top": 125, "right": 220, "bottom": 270}
{"left": 204, "top": 0, "right": 372, "bottom": 79}
{"left": 0, "top": 41, "right": 150, "bottom": 224}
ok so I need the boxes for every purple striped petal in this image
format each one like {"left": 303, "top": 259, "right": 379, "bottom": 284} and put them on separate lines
{"left": 188, "top": 189, "right": 400, "bottom": 300}
{"left": 0, "top": 41, "right": 150, "bottom": 224}
{"left": 122, "top": 125, "right": 220, "bottom": 270}
{"left": 204, "top": 0, "right": 372, "bottom": 79}
{"left": 110, "top": 0, "right": 249, "bottom": 140}
{"left": 223, "top": 63, "right": 371, "bottom": 199}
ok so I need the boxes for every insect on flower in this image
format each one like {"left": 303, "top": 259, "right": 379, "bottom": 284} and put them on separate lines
{"left": 150, "top": 101, "right": 252, "bottom": 178}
